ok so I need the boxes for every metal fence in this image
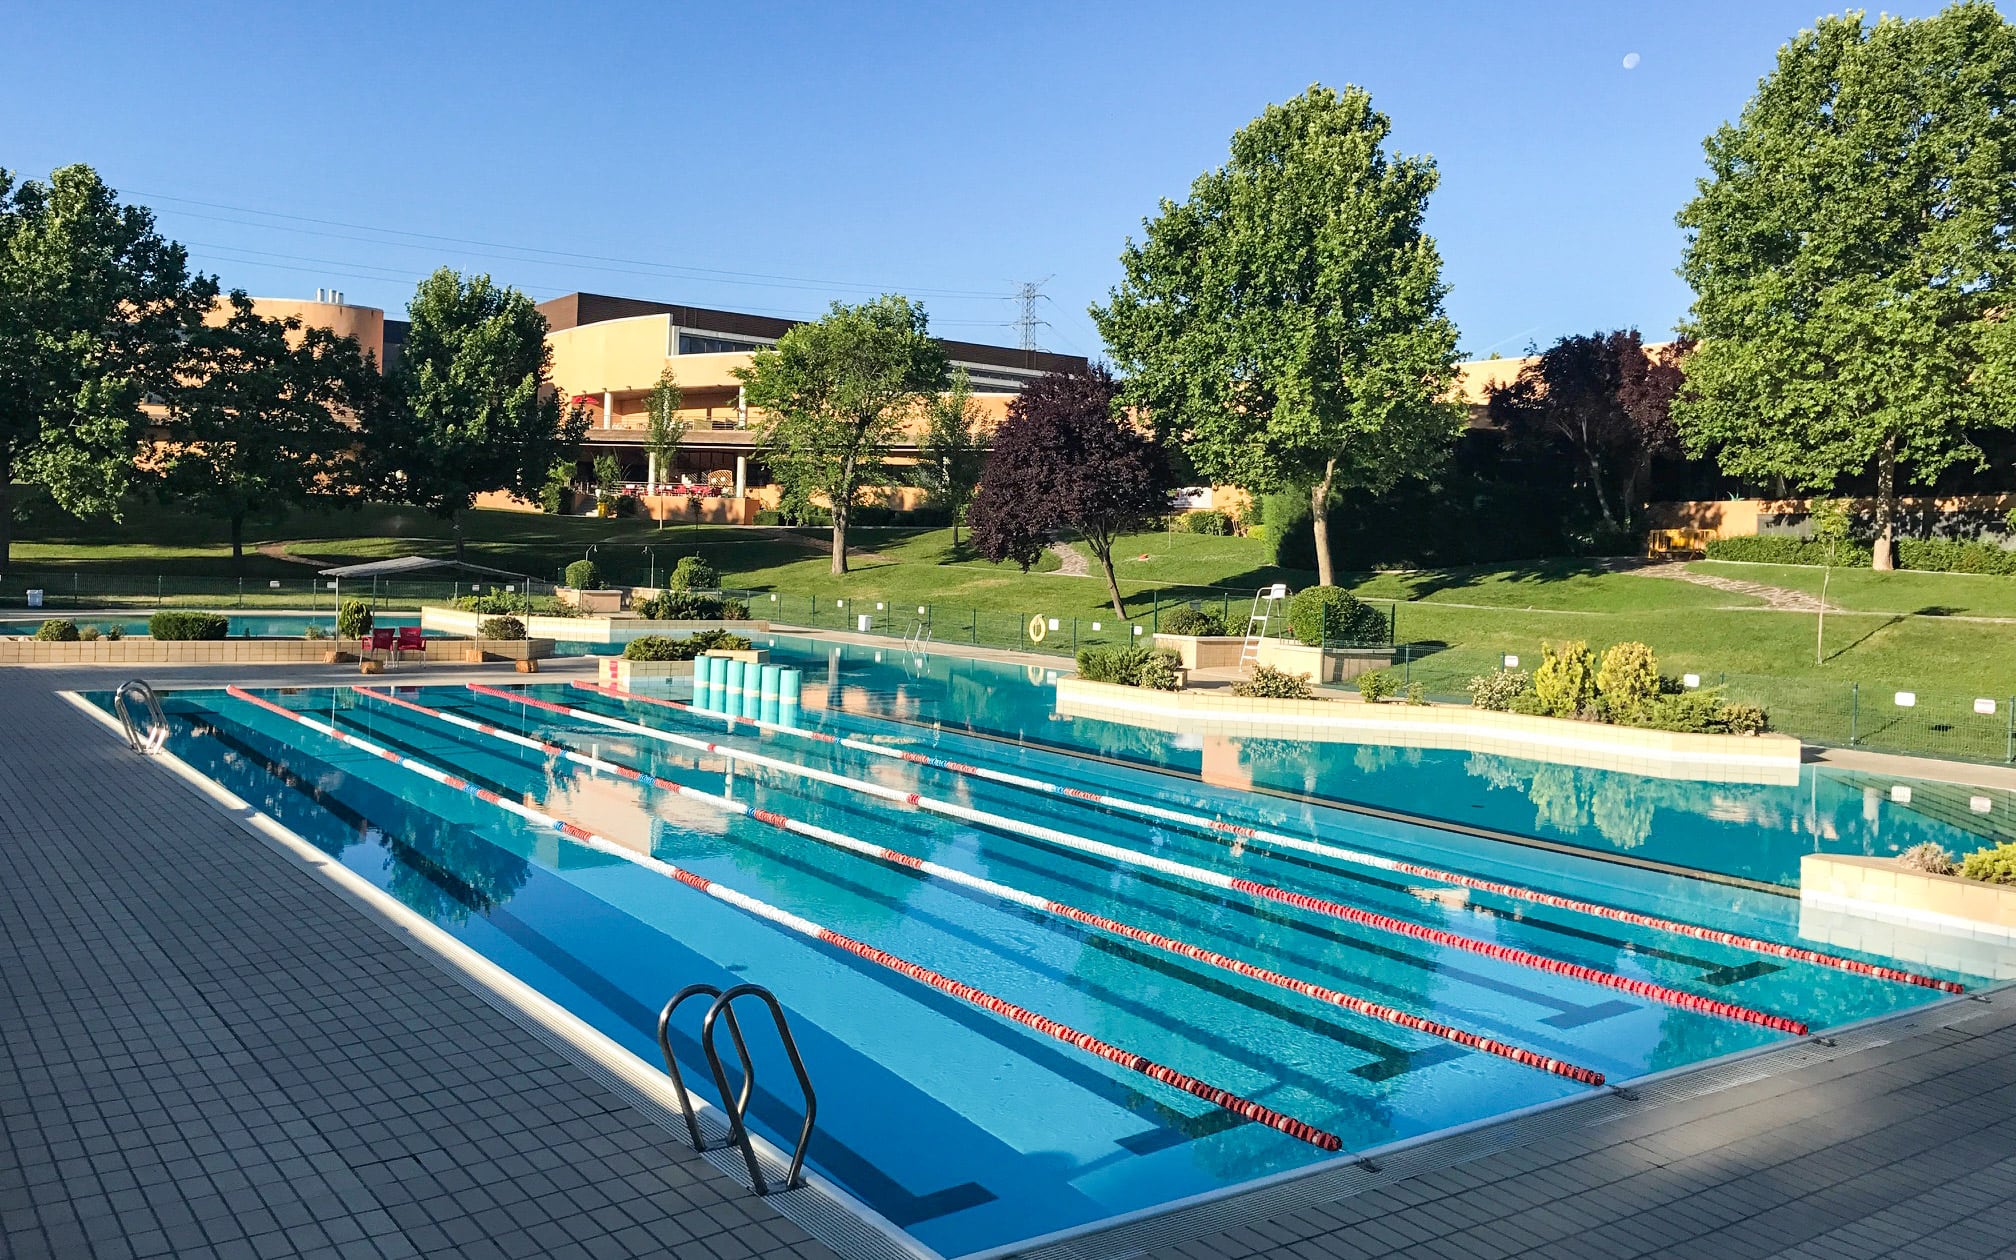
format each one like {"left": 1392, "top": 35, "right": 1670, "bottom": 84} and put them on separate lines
{"left": 0, "top": 573, "right": 554, "bottom": 614}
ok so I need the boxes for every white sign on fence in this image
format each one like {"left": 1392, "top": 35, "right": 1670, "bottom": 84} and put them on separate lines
{"left": 25, "top": 589, "right": 42, "bottom": 609}
{"left": 269, "top": 580, "right": 280, "bottom": 589}
{"left": 1894, "top": 691, "right": 1917, "bottom": 708}
{"left": 1502, "top": 654, "right": 1519, "bottom": 669}
{"left": 1683, "top": 673, "right": 1701, "bottom": 689}
{"left": 1976, "top": 697, "right": 1998, "bottom": 716}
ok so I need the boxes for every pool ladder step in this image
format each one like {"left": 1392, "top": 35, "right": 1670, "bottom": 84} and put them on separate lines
{"left": 657, "top": 982, "right": 817, "bottom": 1196}
{"left": 113, "top": 678, "right": 168, "bottom": 754}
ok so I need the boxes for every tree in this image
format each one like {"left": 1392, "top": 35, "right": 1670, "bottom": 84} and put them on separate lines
{"left": 736, "top": 295, "right": 946, "bottom": 574}
{"left": 1674, "top": 3, "right": 2016, "bottom": 570}
{"left": 368, "top": 269, "right": 586, "bottom": 559}
{"left": 0, "top": 164, "right": 217, "bottom": 567}
{"left": 919, "top": 367, "right": 989, "bottom": 545}
{"left": 1094, "top": 84, "right": 1464, "bottom": 586}
{"left": 1485, "top": 331, "right": 1690, "bottom": 533}
{"left": 968, "top": 367, "right": 1173, "bottom": 619}
{"left": 1808, "top": 497, "right": 1852, "bottom": 663}
{"left": 154, "top": 293, "right": 378, "bottom": 566}
{"left": 643, "top": 367, "right": 685, "bottom": 528}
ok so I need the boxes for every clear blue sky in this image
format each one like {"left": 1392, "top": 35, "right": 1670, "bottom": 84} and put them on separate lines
{"left": 1, "top": 1, "right": 1980, "bottom": 359}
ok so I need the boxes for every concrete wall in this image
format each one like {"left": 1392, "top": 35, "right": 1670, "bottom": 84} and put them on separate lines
{"left": 1646, "top": 493, "right": 2016, "bottom": 541}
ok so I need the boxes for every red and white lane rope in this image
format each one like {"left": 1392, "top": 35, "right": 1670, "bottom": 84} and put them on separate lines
{"left": 359, "top": 686, "right": 1606, "bottom": 1087}
{"left": 572, "top": 679, "right": 1962, "bottom": 997}
{"left": 476, "top": 684, "right": 1809, "bottom": 1036}
{"left": 226, "top": 686, "right": 1343, "bottom": 1151}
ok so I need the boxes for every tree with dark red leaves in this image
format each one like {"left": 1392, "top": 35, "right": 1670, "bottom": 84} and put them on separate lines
{"left": 969, "top": 367, "right": 1173, "bottom": 620}
{"left": 1486, "top": 331, "right": 1692, "bottom": 533}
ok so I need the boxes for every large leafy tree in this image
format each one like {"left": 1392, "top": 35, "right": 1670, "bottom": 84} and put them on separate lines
{"left": 1674, "top": 2, "right": 2016, "bottom": 570}
{"left": 968, "top": 367, "right": 1172, "bottom": 619}
{"left": 1094, "top": 84, "right": 1463, "bottom": 586}
{"left": 919, "top": 367, "right": 989, "bottom": 546}
{"left": 370, "top": 269, "right": 586, "bottom": 558}
{"left": 0, "top": 164, "right": 217, "bottom": 567}
{"left": 154, "top": 292, "right": 379, "bottom": 566}
{"left": 643, "top": 366, "right": 686, "bottom": 528}
{"left": 736, "top": 295, "right": 946, "bottom": 574}
{"left": 1485, "top": 331, "right": 1690, "bottom": 533}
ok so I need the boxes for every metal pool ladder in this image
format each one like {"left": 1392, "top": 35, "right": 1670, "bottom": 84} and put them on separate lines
{"left": 657, "top": 982, "right": 817, "bottom": 1195}
{"left": 113, "top": 679, "right": 169, "bottom": 754}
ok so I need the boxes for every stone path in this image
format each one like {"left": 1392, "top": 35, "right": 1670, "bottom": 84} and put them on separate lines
{"left": 1629, "top": 561, "right": 1825, "bottom": 610}
{"left": 1045, "top": 541, "right": 1091, "bottom": 577}
{"left": 255, "top": 541, "right": 322, "bottom": 568}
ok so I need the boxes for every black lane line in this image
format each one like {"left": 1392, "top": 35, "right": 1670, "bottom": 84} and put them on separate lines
{"left": 187, "top": 715, "right": 996, "bottom": 1226}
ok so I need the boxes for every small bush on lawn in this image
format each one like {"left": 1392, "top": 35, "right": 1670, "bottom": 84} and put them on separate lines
{"left": 1897, "top": 842, "right": 1957, "bottom": 876}
{"left": 478, "top": 616, "right": 526, "bottom": 641}
{"left": 1233, "top": 664, "right": 1316, "bottom": 700}
{"left": 636, "top": 589, "right": 725, "bottom": 620}
{"left": 148, "top": 612, "right": 229, "bottom": 641}
{"left": 336, "top": 598, "right": 373, "bottom": 639}
{"left": 33, "top": 619, "right": 79, "bottom": 641}
{"left": 1356, "top": 670, "right": 1399, "bottom": 703}
{"left": 1960, "top": 842, "right": 2016, "bottom": 886}
{"left": 1160, "top": 606, "right": 1228, "bottom": 636}
{"left": 1177, "top": 510, "right": 1232, "bottom": 536}
{"left": 669, "top": 555, "right": 718, "bottom": 591}
{"left": 564, "top": 559, "right": 602, "bottom": 590}
{"left": 1467, "top": 669, "right": 1533, "bottom": 711}
{"left": 1287, "top": 587, "right": 1388, "bottom": 647}
{"left": 1533, "top": 640, "right": 1598, "bottom": 718}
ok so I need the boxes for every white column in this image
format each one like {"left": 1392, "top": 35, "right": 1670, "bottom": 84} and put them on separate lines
{"left": 648, "top": 452, "right": 658, "bottom": 489}
{"left": 737, "top": 385, "right": 747, "bottom": 428}
{"left": 734, "top": 455, "right": 747, "bottom": 500}
{"left": 602, "top": 390, "right": 613, "bottom": 430}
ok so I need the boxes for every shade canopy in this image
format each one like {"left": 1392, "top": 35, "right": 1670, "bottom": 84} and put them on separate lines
{"left": 315, "top": 556, "right": 530, "bottom": 581}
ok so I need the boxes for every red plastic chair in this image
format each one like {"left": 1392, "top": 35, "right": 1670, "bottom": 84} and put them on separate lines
{"left": 368, "top": 628, "right": 394, "bottom": 661}
{"left": 395, "top": 626, "right": 425, "bottom": 661}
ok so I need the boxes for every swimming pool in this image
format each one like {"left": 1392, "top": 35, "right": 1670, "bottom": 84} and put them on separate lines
{"left": 97, "top": 639, "right": 2013, "bottom": 1257}
{"left": 3, "top": 613, "right": 430, "bottom": 638}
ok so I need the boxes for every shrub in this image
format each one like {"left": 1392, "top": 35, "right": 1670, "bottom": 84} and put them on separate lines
{"left": 1533, "top": 640, "right": 1597, "bottom": 718}
{"left": 1705, "top": 535, "right": 1873, "bottom": 567}
{"left": 615, "top": 494, "right": 639, "bottom": 518}
{"left": 1596, "top": 641, "right": 1661, "bottom": 715}
{"left": 1467, "top": 669, "right": 1532, "bottom": 711}
{"left": 104, "top": 626, "right": 123, "bottom": 641}
{"left": 636, "top": 589, "right": 725, "bottom": 620}
{"left": 1133, "top": 650, "right": 1183, "bottom": 692}
{"left": 1287, "top": 587, "right": 1388, "bottom": 647}
{"left": 1160, "top": 606, "right": 1228, "bottom": 636}
{"left": 564, "top": 559, "right": 602, "bottom": 590}
{"left": 753, "top": 508, "right": 784, "bottom": 526}
{"left": 1622, "top": 691, "right": 1726, "bottom": 732}
{"left": 721, "top": 599, "right": 750, "bottom": 621}
{"left": 1178, "top": 509, "right": 1232, "bottom": 536}
{"left": 688, "top": 629, "right": 753, "bottom": 653}
{"left": 1232, "top": 664, "right": 1315, "bottom": 699}
{"left": 1405, "top": 682, "right": 1428, "bottom": 706}
{"left": 1718, "top": 701, "right": 1769, "bottom": 735}
{"left": 1897, "top": 842, "right": 1957, "bottom": 876}
{"left": 304, "top": 624, "right": 328, "bottom": 641}
{"left": 32, "top": 618, "right": 79, "bottom": 642}
{"left": 624, "top": 635, "right": 695, "bottom": 661}
{"left": 1896, "top": 538, "right": 2016, "bottom": 575}
{"left": 1356, "top": 670, "right": 1399, "bottom": 703}
{"left": 478, "top": 616, "right": 527, "bottom": 641}
{"left": 1507, "top": 691, "right": 1551, "bottom": 717}
{"left": 148, "top": 612, "right": 229, "bottom": 641}
{"left": 337, "top": 599, "right": 373, "bottom": 639}
{"left": 1076, "top": 646, "right": 1121, "bottom": 683}
{"left": 77, "top": 625, "right": 101, "bottom": 642}
{"left": 669, "top": 555, "right": 719, "bottom": 591}
{"left": 1960, "top": 842, "right": 2016, "bottom": 886}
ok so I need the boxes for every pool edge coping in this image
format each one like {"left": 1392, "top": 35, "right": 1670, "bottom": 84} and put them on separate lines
{"left": 57, "top": 688, "right": 946, "bottom": 1260}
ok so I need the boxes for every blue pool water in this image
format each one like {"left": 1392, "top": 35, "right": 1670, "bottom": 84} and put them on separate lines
{"left": 3, "top": 613, "right": 430, "bottom": 638}
{"left": 102, "top": 639, "right": 2015, "bottom": 1257}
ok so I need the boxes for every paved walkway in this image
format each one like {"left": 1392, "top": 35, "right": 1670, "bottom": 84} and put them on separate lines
{"left": 1628, "top": 562, "right": 1824, "bottom": 611}
{"left": 0, "top": 664, "right": 833, "bottom": 1260}
{"left": 1043, "top": 542, "right": 1090, "bottom": 578}
{"left": 5, "top": 660, "right": 2016, "bottom": 1260}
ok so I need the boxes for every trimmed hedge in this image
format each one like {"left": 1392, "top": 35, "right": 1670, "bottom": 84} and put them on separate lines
{"left": 1160, "top": 606, "right": 1228, "bottom": 636}
{"left": 1707, "top": 533, "right": 2016, "bottom": 572}
{"left": 564, "top": 559, "right": 602, "bottom": 590}
{"left": 1703, "top": 535, "right": 1870, "bottom": 566}
{"left": 1075, "top": 645, "right": 1182, "bottom": 691}
{"left": 1287, "top": 587, "right": 1388, "bottom": 647}
{"left": 32, "top": 619, "right": 79, "bottom": 642}
{"left": 1173, "top": 509, "right": 1232, "bottom": 536}
{"left": 669, "top": 555, "right": 718, "bottom": 591}
{"left": 148, "top": 611, "right": 229, "bottom": 641}
{"left": 1896, "top": 538, "right": 2016, "bottom": 575}
{"left": 477, "top": 616, "right": 526, "bottom": 641}
{"left": 621, "top": 629, "right": 753, "bottom": 661}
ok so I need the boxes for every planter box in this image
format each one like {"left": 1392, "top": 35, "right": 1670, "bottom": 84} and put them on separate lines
{"left": 558, "top": 586, "right": 625, "bottom": 614}
{"left": 1152, "top": 634, "right": 1248, "bottom": 670}
{"left": 421, "top": 605, "right": 769, "bottom": 648}
{"left": 1252, "top": 638, "right": 1398, "bottom": 683}
{"left": 1802, "top": 852, "right": 2016, "bottom": 939}
{"left": 598, "top": 657, "right": 698, "bottom": 689}
{"left": 1054, "top": 676, "right": 1802, "bottom": 784}
{"left": 701, "top": 648, "right": 770, "bottom": 665}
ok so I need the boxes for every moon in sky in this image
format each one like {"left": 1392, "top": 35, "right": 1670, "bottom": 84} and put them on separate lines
{"left": 1622, "top": 52, "right": 1642, "bottom": 69}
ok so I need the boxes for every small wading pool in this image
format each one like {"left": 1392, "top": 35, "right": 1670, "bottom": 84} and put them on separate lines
{"left": 93, "top": 637, "right": 2015, "bottom": 1257}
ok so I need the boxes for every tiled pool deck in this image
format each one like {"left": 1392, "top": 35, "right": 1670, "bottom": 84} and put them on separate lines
{"left": 3, "top": 662, "right": 2015, "bottom": 1260}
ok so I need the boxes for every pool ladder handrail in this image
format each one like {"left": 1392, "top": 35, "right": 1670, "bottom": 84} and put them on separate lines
{"left": 656, "top": 982, "right": 817, "bottom": 1195}
{"left": 905, "top": 619, "right": 932, "bottom": 654}
{"left": 113, "top": 679, "right": 169, "bottom": 754}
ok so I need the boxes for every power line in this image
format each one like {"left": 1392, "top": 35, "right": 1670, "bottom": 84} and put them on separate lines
{"left": 1013, "top": 276, "right": 1054, "bottom": 351}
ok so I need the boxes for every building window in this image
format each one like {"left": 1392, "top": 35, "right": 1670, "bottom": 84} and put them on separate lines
{"left": 678, "top": 331, "right": 770, "bottom": 355}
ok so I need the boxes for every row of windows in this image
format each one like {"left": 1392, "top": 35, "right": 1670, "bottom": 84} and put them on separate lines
{"left": 677, "top": 331, "right": 771, "bottom": 355}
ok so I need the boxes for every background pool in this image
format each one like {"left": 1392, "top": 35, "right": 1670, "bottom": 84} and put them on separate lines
{"left": 4, "top": 613, "right": 432, "bottom": 638}
{"left": 101, "top": 648, "right": 2013, "bottom": 1256}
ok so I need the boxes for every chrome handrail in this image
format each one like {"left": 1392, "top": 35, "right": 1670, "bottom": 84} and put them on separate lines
{"left": 112, "top": 678, "right": 168, "bottom": 754}
{"left": 656, "top": 981, "right": 818, "bottom": 1195}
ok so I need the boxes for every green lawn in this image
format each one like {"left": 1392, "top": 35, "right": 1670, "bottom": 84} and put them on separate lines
{"left": 8, "top": 501, "right": 2014, "bottom": 760}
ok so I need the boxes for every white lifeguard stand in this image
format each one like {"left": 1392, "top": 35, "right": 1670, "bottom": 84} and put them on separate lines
{"left": 1239, "top": 583, "right": 1290, "bottom": 666}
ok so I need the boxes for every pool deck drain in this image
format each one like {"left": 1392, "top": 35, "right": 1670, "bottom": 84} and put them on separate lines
{"left": 3, "top": 662, "right": 2015, "bottom": 1260}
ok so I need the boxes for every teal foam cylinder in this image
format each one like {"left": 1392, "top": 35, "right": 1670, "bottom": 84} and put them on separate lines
{"left": 778, "top": 700, "right": 801, "bottom": 730}
{"left": 760, "top": 696, "right": 779, "bottom": 725}
{"left": 759, "top": 664, "right": 780, "bottom": 704}
{"left": 699, "top": 654, "right": 723, "bottom": 710}
{"left": 740, "top": 665, "right": 762, "bottom": 718}
{"left": 780, "top": 668, "right": 802, "bottom": 705}
{"left": 724, "top": 658, "right": 746, "bottom": 710}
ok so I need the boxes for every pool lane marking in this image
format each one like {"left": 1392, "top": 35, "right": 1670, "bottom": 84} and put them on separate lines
{"left": 224, "top": 686, "right": 1342, "bottom": 1152}
{"left": 362, "top": 687, "right": 1605, "bottom": 1087}
{"left": 476, "top": 685, "right": 1807, "bottom": 1037}
{"left": 569, "top": 680, "right": 1961, "bottom": 998}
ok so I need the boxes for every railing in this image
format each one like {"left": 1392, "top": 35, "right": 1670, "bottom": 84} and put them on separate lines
{"left": 0, "top": 574, "right": 552, "bottom": 614}
{"left": 112, "top": 678, "right": 168, "bottom": 754}
{"left": 657, "top": 982, "right": 816, "bottom": 1195}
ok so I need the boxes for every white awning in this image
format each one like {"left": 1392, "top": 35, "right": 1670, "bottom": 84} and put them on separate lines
{"left": 316, "top": 556, "right": 530, "bottom": 581}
